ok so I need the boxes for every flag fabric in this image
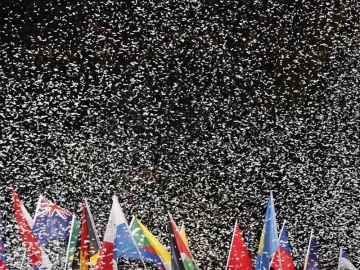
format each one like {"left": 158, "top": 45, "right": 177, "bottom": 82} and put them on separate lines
{"left": 129, "top": 217, "right": 167, "bottom": 269}
{"left": 169, "top": 215, "right": 185, "bottom": 270}
{"left": 72, "top": 200, "right": 100, "bottom": 270}
{"left": 11, "top": 188, "right": 52, "bottom": 269}
{"left": 169, "top": 213, "right": 196, "bottom": 270}
{"left": 0, "top": 207, "right": 8, "bottom": 270}
{"left": 95, "top": 196, "right": 142, "bottom": 270}
{"left": 255, "top": 192, "right": 279, "bottom": 270}
{"left": 32, "top": 195, "right": 73, "bottom": 245}
{"left": 303, "top": 231, "right": 321, "bottom": 270}
{"left": 270, "top": 224, "right": 295, "bottom": 270}
{"left": 0, "top": 260, "right": 8, "bottom": 270}
{"left": 338, "top": 249, "right": 357, "bottom": 270}
{"left": 72, "top": 203, "right": 90, "bottom": 270}
{"left": 226, "top": 220, "right": 253, "bottom": 270}
{"left": 0, "top": 208, "right": 6, "bottom": 265}
{"left": 136, "top": 218, "right": 171, "bottom": 270}
{"left": 67, "top": 216, "right": 81, "bottom": 262}
{"left": 180, "top": 224, "right": 189, "bottom": 248}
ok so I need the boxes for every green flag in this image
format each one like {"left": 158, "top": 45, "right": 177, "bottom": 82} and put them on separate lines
{"left": 129, "top": 217, "right": 168, "bottom": 269}
{"left": 67, "top": 216, "right": 80, "bottom": 261}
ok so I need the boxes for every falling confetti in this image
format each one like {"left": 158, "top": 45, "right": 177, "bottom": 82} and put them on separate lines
{"left": 0, "top": 0, "right": 359, "bottom": 269}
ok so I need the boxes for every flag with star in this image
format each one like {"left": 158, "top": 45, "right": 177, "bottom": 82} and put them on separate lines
{"left": 32, "top": 195, "right": 73, "bottom": 245}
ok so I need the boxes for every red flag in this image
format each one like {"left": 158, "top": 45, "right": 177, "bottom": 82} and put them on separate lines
{"left": 0, "top": 260, "right": 9, "bottom": 270}
{"left": 11, "top": 188, "right": 52, "bottom": 268}
{"left": 226, "top": 221, "right": 253, "bottom": 270}
{"left": 270, "top": 247, "right": 295, "bottom": 270}
{"left": 270, "top": 223, "right": 295, "bottom": 270}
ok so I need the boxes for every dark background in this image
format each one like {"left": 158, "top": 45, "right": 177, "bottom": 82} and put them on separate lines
{"left": 0, "top": 0, "right": 359, "bottom": 269}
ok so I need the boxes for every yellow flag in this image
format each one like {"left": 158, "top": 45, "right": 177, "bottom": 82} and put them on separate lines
{"left": 257, "top": 227, "right": 265, "bottom": 255}
{"left": 180, "top": 224, "right": 189, "bottom": 247}
{"left": 137, "top": 218, "right": 171, "bottom": 269}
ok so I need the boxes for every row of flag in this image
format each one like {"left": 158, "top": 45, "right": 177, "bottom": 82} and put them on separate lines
{"left": 0, "top": 188, "right": 357, "bottom": 270}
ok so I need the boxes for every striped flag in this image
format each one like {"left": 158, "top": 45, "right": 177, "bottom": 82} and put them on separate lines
{"left": 66, "top": 216, "right": 81, "bottom": 262}
{"left": 72, "top": 200, "right": 100, "bottom": 270}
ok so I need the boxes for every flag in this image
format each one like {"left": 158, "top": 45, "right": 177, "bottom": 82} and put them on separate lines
{"left": 338, "top": 249, "right": 356, "bottom": 270}
{"left": 95, "top": 196, "right": 142, "bottom": 270}
{"left": 226, "top": 220, "right": 253, "bottom": 270}
{"left": 0, "top": 208, "right": 6, "bottom": 265}
{"left": 270, "top": 223, "right": 295, "bottom": 270}
{"left": 67, "top": 216, "right": 81, "bottom": 262}
{"left": 0, "top": 260, "right": 8, "bottom": 270}
{"left": 169, "top": 213, "right": 196, "bottom": 270}
{"left": 256, "top": 192, "right": 279, "bottom": 270}
{"left": 129, "top": 217, "right": 167, "bottom": 269}
{"left": 32, "top": 195, "right": 73, "bottom": 245}
{"left": 11, "top": 188, "right": 52, "bottom": 269}
{"left": 72, "top": 203, "right": 90, "bottom": 270}
{"left": 0, "top": 207, "right": 8, "bottom": 270}
{"left": 180, "top": 224, "right": 189, "bottom": 248}
{"left": 136, "top": 218, "right": 171, "bottom": 270}
{"left": 303, "top": 231, "right": 321, "bottom": 270}
{"left": 72, "top": 200, "right": 100, "bottom": 270}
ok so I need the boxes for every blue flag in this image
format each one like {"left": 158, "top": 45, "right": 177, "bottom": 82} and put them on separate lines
{"left": 32, "top": 195, "right": 73, "bottom": 245}
{"left": 304, "top": 232, "right": 322, "bottom": 270}
{"left": 0, "top": 207, "right": 6, "bottom": 264}
{"left": 256, "top": 192, "right": 278, "bottom": 270}
{"left": 279, "top": 226, "right": 292, "bottom": 255}
{"left": 339, "top": 249, "right": 357, "bottom": 270}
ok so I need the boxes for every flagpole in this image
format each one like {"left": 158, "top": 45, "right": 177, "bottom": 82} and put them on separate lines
{"left": 33, "top": 195, "right": 43, "bottom": 224}
{"left": 270, "top": 191, "right": 282, "bottom": 270}
{"left": 20, "top": 194, "right": 42, "bottom": 270}
{"left": 225, "top": 220, "right": 237, "bottom": 269}
{"left": 337, "top": 247, "right": 342, "bottom": 270}
{"left": 63, "top": 214, "right": 75, "bottom": 270}
{"left": 303, "top": 229, "right": 313, "bottom": 270}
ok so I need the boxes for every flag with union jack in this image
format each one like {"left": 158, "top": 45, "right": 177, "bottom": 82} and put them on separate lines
{"left": 32, "top": 195, "right": 73, "bottom": 245}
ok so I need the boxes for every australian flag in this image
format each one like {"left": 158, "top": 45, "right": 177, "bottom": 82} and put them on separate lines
{"left": 32, "top": 195, "right": 73, "bottom": 245}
